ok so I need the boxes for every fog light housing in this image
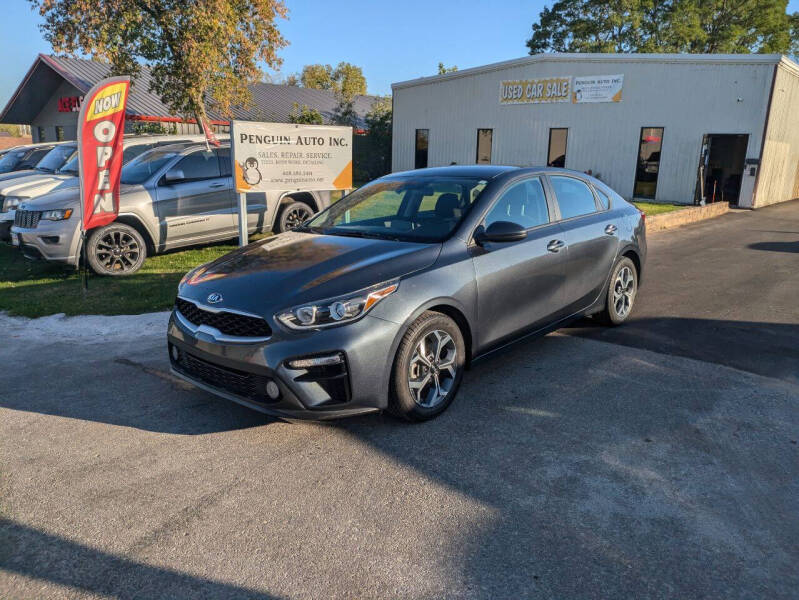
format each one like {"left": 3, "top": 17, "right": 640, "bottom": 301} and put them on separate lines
{"left": 169, "top": 345, "right": 180, "bottom": 362}
{"left": 286, "top": 353, "right": 344, "bottom": 369}
{"left": 265, "top": 380, "right": 280, "bottom": 400}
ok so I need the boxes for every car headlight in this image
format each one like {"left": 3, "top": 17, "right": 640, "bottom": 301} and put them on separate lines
{"left": 40, "top": 209, "right": 73, "bottom": 221}
{"left": 2, "top": 196, "right": 24, "bottom": 212}
{"left": 276, "top": 281, "right": 399, "bottom": 330}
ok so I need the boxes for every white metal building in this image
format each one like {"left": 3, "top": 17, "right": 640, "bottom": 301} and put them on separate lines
{"left": 391, "top": 53, "right": 799, "bottom": 208}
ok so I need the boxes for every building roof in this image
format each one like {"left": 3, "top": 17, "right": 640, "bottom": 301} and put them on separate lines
{"left": 1, "top": 54, "right": 379, "bottom": 127}
{"left": 392, "top": 52, "right": 799, "bottom": 90}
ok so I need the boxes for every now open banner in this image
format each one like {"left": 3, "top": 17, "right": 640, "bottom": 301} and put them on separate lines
{"left": 231, "top": 121, "right": 353, "bottom": 192}
{"left": 77, "top": 76, "right": 130, "bottom": 231}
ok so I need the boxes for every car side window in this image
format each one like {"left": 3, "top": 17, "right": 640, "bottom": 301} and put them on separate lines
{"left": 550, "top": 176, "right": 598, "bottom": 220}
{"left": 216, "top": 148, "right": 232, "bottom": 177}
{"left": 594, "top": 186, "right": 610, "bottom": 209}
{"left": 173, "top": 150, "right": 221, "bottom": 181}
{"left": 484, "top": 177, "right": 549, "bottom": 230}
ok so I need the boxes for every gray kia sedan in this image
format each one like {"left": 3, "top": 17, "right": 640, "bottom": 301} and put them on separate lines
{"left": 168, "top": 165, "right": 646, "bottom": 421}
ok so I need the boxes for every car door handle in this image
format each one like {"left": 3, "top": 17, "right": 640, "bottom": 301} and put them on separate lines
{"left": 605, "top": 224, "right": 618, "bottom": 235}
{"left": 547, "top": 239, "right": 565, "bottom": 253}
{"left": 209, "top": 182, "right": 226, "bottom": 188}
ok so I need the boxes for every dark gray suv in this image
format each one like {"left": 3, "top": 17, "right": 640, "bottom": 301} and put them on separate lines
{"left": 168, "top": 166, "right": 646, "bottom": 421}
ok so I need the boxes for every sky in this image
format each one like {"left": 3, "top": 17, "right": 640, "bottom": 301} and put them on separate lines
{"left": 2, "top": 0, "right": 798, "bottom": 107}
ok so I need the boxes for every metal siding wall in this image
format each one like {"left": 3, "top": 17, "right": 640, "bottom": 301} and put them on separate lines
{"left": 756, "top": 63, "right": 799, "bottom": 208}
{"left": 392, "top": 59, "right": 773, "bottom": 204}
{"left": 31, "top": 80, "right": 82, "bottom": 141}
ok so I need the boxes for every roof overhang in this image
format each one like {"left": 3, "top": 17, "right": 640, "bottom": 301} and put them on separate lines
{"left": 0, "top": 55, "right": 74, "bottom": 124}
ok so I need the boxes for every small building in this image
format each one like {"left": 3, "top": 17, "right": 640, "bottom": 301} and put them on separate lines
{"left": 391, "top": 53, "right": 799, "bottom": 208}
{"left": 1, "top": 54, "right": 377, "bottom": 142}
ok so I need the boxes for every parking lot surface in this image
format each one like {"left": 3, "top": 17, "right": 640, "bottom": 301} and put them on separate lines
{"left": 1, "top": 306, "right": 798, "bottom": 598}
{"left": 567, "top": 199, "right": 799, "bottom": 384}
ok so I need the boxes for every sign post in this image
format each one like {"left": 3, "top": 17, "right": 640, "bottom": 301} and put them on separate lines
{"left": 230, "top": 120, "right": 353, "bottom": 246}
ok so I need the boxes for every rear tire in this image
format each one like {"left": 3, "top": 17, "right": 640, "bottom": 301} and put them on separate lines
{"left": 596, "top": 256, "right": 638, "bottom": 325}
{"left": 388, "top": 311, "right": 466, "bottom": 422}
{"left": 276, "top": 201, "right": 314, "bottom": 233}
{"left": 86, "top": 223, "right": 147, "bottom": 276}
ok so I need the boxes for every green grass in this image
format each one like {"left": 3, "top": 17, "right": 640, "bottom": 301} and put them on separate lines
{"left": 632, "top": 201, "right": 686, "bottom": 216}
{"left": 0, "top": 238, "right": 265, "bottom": 318}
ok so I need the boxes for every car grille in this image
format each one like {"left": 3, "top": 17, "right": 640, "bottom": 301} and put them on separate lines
{"left": 173, "top": 349, "right": 270, "bottom": 402}
{"left": 175, "top": 297, "right": 272, "bottom": 338}
{"left": 14, "top": 209, "right": 40, "bottom": 229}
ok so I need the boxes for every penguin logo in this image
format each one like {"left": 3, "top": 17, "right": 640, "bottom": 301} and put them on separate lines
{"left": 242, "top": 157, "right": 262, "bottom": 185}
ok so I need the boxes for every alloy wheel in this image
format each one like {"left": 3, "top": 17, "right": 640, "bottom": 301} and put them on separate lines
{"left": 613, "top": 265, "right": 635, "bottom": 318}
{"left": 95, "top": 230, "right": 141, "bottom": 273}
{"left": 285, "top": 206, "right": 312, "bottom": 229}
{"left": 408, "top": 329, "right": 458, "bottom": 408}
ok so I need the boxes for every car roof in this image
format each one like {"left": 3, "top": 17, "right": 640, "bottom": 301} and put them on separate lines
{"left": 387, "top": 165, "right": 520, "bottom": 179}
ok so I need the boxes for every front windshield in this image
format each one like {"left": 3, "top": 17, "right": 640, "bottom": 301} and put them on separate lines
{"left": 304, "top": 177, "right": 488, "bottom": 242}
{"left": 35, "top": 145, "right": 77, "bottom": 173}
{"left": 0, "top": 149, "right": 25, "bottom": 172}
{"left": 57, "top": 154, "right": 79, "bottom": 175}
{"left": 119, "top": 149, "right": 179, "bottom": 184}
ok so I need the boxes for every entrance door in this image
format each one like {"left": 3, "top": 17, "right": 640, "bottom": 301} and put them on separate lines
{"left": 694, "top": 134, "right": 749, "bottom": 206}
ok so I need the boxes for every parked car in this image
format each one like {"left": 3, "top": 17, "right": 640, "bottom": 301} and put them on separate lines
{"left": 11, "top": 141, "right": 330, "bottom": 274}
{"left": 0, "top": 135, "right": 217, "bottom": 241}
{"left": 0, "top": 142, "right": 60, "bottom": 175}
{"left": 167, "top": 165, "right": 647, "bottom": 422}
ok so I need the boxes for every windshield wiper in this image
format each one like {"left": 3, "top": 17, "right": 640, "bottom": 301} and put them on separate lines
{"left": 323, "top": 229, "right": 403, "bottom": 241}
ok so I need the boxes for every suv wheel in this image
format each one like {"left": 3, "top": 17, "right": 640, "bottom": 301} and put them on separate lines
{"left": 388, "top": 311, "right": 466, "bottom": 422}
{"left": 86, "top": 223, "right": 147, "bottom": 276}
{"left": 276, "top": 201, "right": 314, "bottom": 233}
{"left": 597, "top": 256, "right": 638, "bottom": 325}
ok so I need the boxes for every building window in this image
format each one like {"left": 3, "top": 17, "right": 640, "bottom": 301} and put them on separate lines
{"left": 547, "top": 128, "right": 568, "bottom": 168}
{"left": 634, "top": 127, "right": 664, "bottom": 199}
{"left": 37, "top": 126, "right": 46, "bottom": 142}
{"left": 55, "top": 126, "right": 65, "bottom": 141}
{"left": 476, "top": 129, "right": 492, "bottom": 164}
{"left": 415, "top": 129, "right": 429, "bottom": 169}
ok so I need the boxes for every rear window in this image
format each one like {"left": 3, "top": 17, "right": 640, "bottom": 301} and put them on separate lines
{"left": 550, "top": 176, "right": 598, "bottom": 220}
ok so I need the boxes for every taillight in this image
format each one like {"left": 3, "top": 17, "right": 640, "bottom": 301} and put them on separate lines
{"left": 639, "top": 210, "right": 646, "bottom": 222}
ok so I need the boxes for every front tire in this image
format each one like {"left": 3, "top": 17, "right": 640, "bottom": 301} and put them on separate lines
{"left": 276, "top": 201, "right": 314, "bottom": 233}
{"left": 597, "top": 256, "right": 638, "bottom": 325}
{"left": 86, "top": 223, "right": 147, "bottom": 276}
{"left": 388, "top": 311, "right": 466, "bottom": 422}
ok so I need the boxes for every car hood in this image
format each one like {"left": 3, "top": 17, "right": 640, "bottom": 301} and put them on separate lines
{"left": 0, "top": 169, "right": 39, "bottom": 183}
{"left": 19, "top": 183, "right": 144, "bottom": 211}
{"left": 18, "top": 187, "right": 81, "bottom": 211}
{"left": 0, "top": 173, "right": 74, "bottom": 198}
{"left": 179, "top": 231, "right": 442, "bottom": 317}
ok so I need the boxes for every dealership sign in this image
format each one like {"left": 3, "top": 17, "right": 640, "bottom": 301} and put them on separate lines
{"left": 573, "top": 74, "right": 624, "bottom": 103}
{"left": 231, "top": 121, "right": 353, "bottom": 192}
{"left": 500, "top": 74, "right": 624, "bottom": 105}
{"left": 500, "top": 77, "right": 571, "bottom": 104}
{"left": 77, "top": 76, "right": 130, "bottom": 231}
{"left": 58, "top": 96, "right": 83, "bottom": 112}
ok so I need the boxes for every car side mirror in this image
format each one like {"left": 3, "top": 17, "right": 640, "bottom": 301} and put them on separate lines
{"left": 164, "top": 169, "right": 185, "bottom": 184}
{"left": 476, "top": 221, "right": 527, "bottom": 244}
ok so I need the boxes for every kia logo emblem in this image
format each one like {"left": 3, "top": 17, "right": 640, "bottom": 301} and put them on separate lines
{"left": 207, "top": 292, "right": 223, "bottom": 304}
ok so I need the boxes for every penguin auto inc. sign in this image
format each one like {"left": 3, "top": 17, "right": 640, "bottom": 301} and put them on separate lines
{"left": 231, "top": 121, "right": 353, "bottom": 192}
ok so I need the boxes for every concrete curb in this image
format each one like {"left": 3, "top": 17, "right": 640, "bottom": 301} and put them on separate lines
{"left": 647, "top": 201, "right": 729, "bottom": 232}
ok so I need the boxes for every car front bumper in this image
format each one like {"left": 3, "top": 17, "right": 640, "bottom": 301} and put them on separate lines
{"left": 10, "top": 218, "right": 81, "bottom": 265}
{"left": 0, "top": 212, "right": 13, "bottom": 242}
{"left": 167, "top": 308, "right": 403, "bottom": 419}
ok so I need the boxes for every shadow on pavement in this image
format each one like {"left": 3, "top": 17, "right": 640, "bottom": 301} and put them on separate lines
{"left": 0, "top": 518, "right": 281, "bottom": 599}
{"left": 747, "top": 240, "right": 799, "bottom": 254}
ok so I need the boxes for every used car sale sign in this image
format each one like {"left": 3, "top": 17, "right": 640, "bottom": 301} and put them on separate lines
{"left": 231, "top": 121, "right": 353, "bottom": 192}
{"left": 77, "top": 76, "right": 130, "bottom": 231}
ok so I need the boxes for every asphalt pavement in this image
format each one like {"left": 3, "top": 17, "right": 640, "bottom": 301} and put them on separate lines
{"left": 1, "top": 202, "right": 799, "bottom": 599}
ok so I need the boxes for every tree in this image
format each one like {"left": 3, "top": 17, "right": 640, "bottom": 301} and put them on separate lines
{"left": 526, "top": 0, "right": 799, "bottom": 54}
{"left": 288, "top": 103, "right": 323, "bottom": 124}
{"left": 301, "top": 62, "right": 367, "bottom": 98}
{"left": 301, "top": 64, "right": 335, "bottom": 89}
{"left": 31, "top": 0, "right": 287, "bottom": 135}
{"left": 437, "top": 62, "right": 458, "bottom": 74}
